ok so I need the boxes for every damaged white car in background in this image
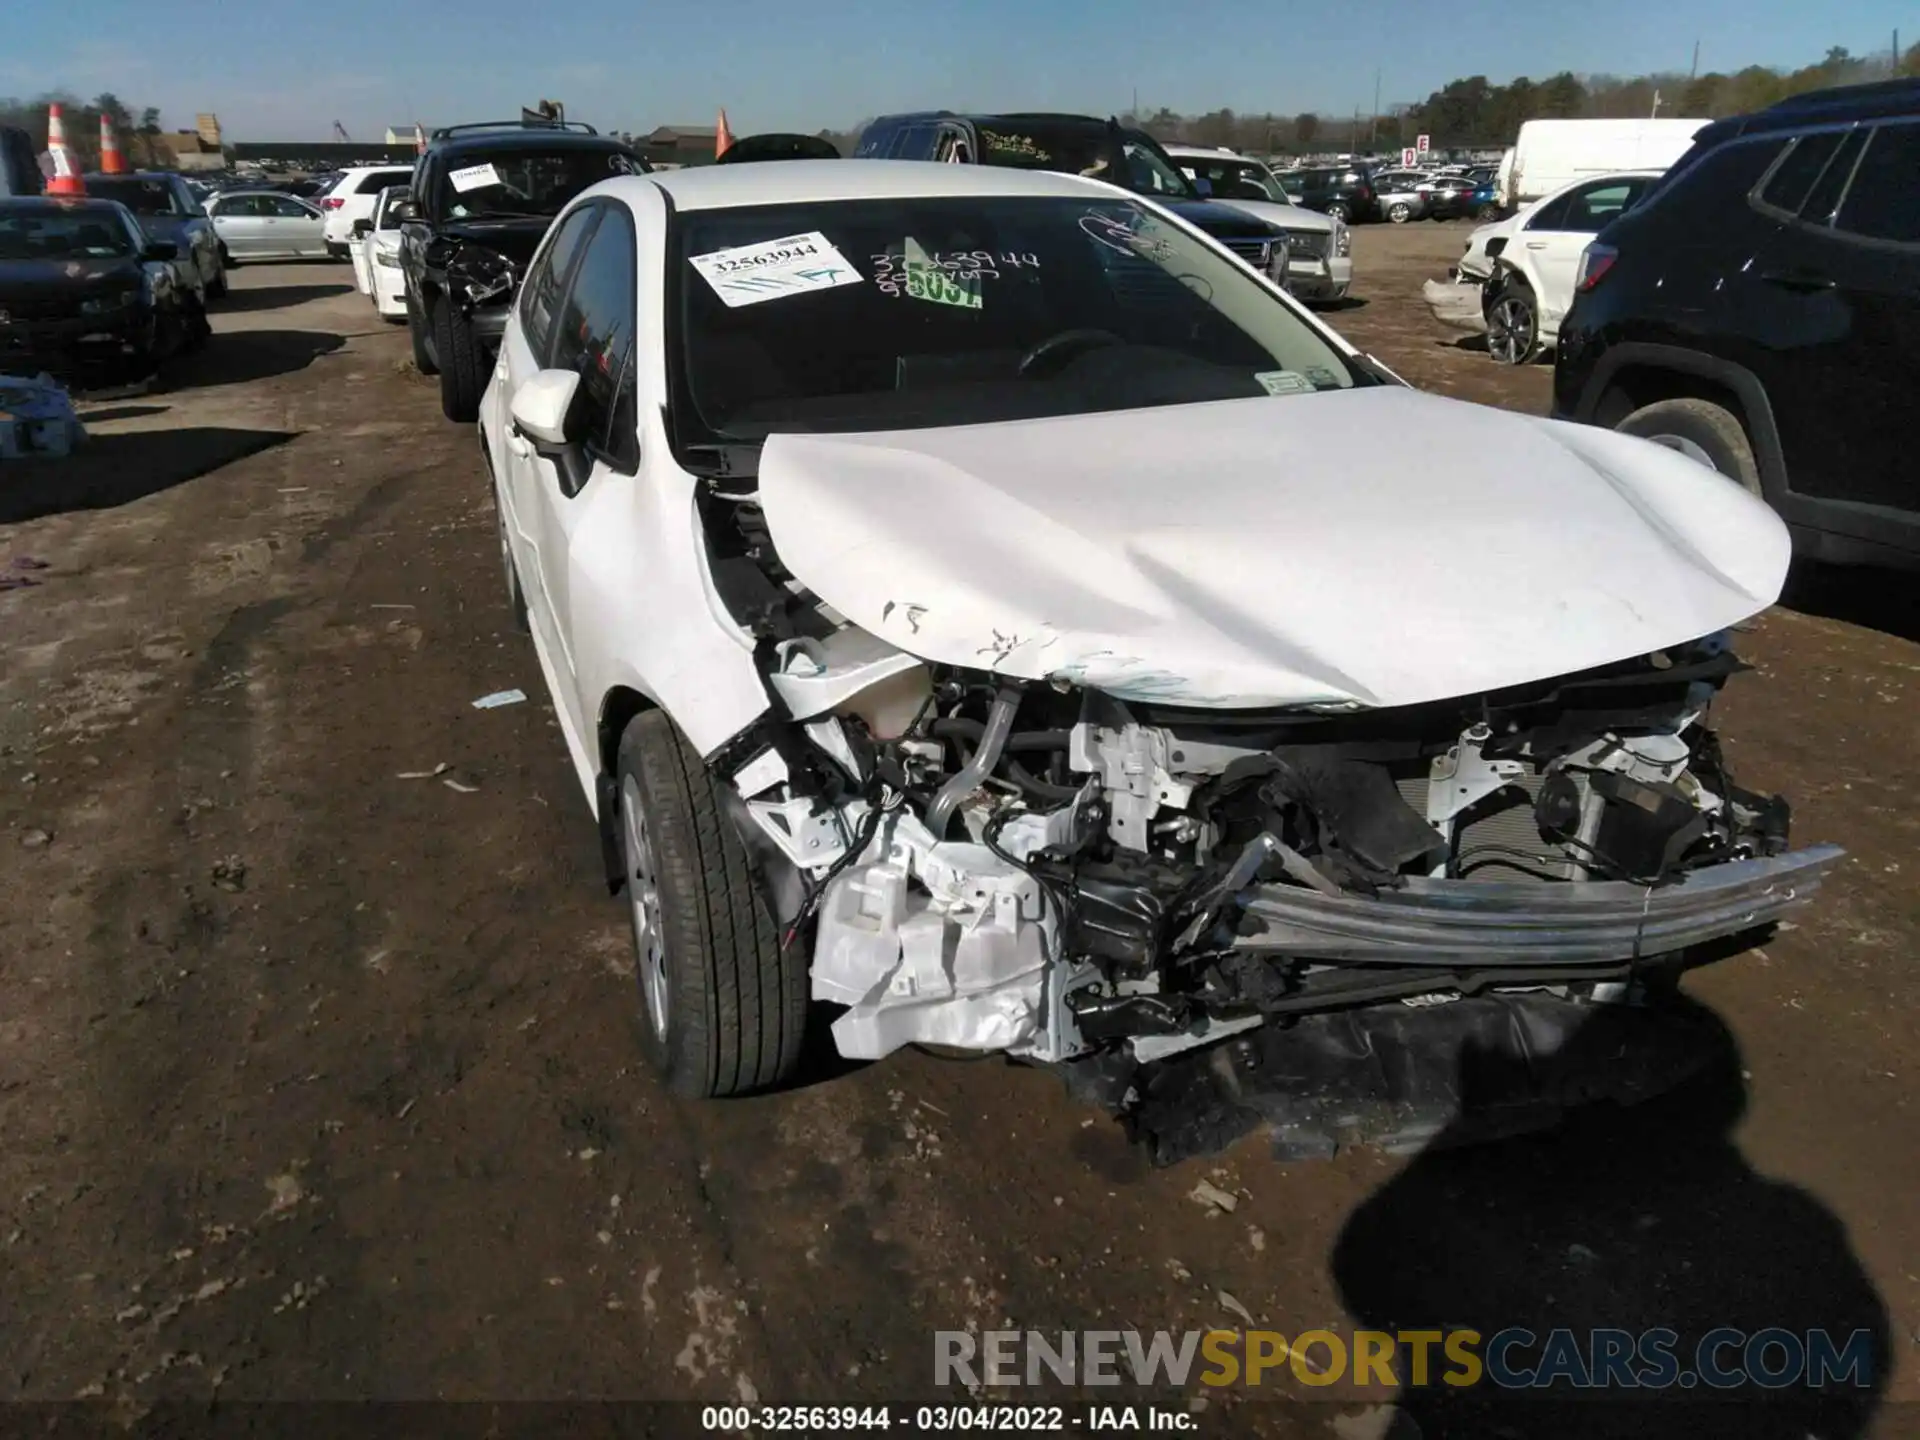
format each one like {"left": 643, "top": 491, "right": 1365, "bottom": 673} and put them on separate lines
{"left": 480, "top": 160, "right": 1840, "bottom": 1107}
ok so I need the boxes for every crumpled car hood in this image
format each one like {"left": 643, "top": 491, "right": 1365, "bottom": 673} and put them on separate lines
{"left": 755, "top": 387, "right": 1791, "bottom": 710}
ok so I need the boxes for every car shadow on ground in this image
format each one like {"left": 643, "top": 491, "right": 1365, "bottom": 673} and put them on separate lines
{"left": 1332, "top": 993, "right": 1890, "bottom": 1440}
{"left": 0, "top": 427, "right": 295, "bottom": 526}
{"left": 1315, "top": 297, "right": 1369, "bottom": 313}
{"left": 1780, "top": 562, "right": 1920, "bottom": 645}
{"left": 157, "top": 331, "right": 345, "bottom": 393}
{"left": 214, "top": 283, "right": 356, "bottom": 314}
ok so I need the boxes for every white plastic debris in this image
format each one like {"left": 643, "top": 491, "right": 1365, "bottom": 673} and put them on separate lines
{"left": 0, "top": 374, "right": 85, "bottom": 460}
{"left": 471, "top": 689, "right": 527, "bottom": 710}
{"left": 1190, "top": 1179, "right": 1240, "bottom": 1214}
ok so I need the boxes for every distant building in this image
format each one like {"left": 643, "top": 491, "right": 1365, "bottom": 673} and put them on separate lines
{"left": 195, "top": 113, "right": 223, "bottom": 147}
{"left": 640, "top": 124, "right": 718, "bottom": 167}
{"left": 384, "top": 124, "right": 426, "bottom": 147}
{"left": 154, "top": 130, "right": 226, "bottom": 172}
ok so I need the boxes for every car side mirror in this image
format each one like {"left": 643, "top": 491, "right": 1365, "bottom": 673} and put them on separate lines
{"left": 143, "top": 240, "right": 179, "bottom": 262}
{"left": 351, "top": 218, "right": 373, "bottom": 237}
{"left": 388, "top": 199, "right": 417, "bottom": 223}
{"left": 510, "top": 369, "right": 582, "bottom": 451}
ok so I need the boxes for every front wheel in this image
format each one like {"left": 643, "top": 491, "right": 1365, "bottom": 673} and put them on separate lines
{"left": 616, "top": 711, "right": 808, "bottom": 1097}
{"left": 1324, "top": 201, "right": 1352, "bottom": 223}
{"left": 407, "top": 290, "right": 438, "bottom": 375}
{"left": 432, "top": 298, "right": 484, "bottom": 423}
{"left": 1616, "top": 398, "right": 1762, "bottom": 496}
{"left": 1485, "top": 277, "right": 1539, "bottom": 366}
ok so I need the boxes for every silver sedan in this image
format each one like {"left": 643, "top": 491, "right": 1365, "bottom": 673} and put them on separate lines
{"left": 204, "top": 190, "right": 332, "bottom": 262}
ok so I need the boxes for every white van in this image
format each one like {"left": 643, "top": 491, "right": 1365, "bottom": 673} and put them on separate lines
{"left": 1499, "top": 119, "right": 1707, "bottom": 208}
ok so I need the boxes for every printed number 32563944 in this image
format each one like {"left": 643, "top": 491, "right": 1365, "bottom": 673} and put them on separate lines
{"left": 704, "top": 238, "right": 820, "bottom": 276}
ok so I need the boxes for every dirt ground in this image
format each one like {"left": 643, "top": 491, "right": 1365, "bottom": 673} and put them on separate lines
{"left": 0, "top": 222, "right": 1914, "bottom": 1438}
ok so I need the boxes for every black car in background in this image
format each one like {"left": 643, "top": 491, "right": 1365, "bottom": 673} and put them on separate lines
{"left": 1554, "top": 79, "right": 1920, "bottom": 571}
{"left": 1276, "top": 164, "right": 1379, "bottom": 222}
{"left": 83, "top": 172, "right": 227, "bottom": 299}
{"left": 2, "top": 127, "right": 42, "bottom": 198}
{"left": 0, "top": 196, "right": 209, "bottom": 389}
{"left": 396, "top": 119, "right": 650, "bottom": 422}
{"left": 854, "top": 113, "right": 1296, "bottom": 285}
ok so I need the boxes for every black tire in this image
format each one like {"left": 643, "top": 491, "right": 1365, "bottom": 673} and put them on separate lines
{"left": 326, "top": 240, "right": 349, "bottom": 260}
{"left": 1616, "top": 398, "right": 1762, "bottom": 496}
{"left": 433, "top": 297, "right": 483, "bottom": 423}
{"left": 407, "top": 290, "right": 437, "bottom": 375}
{"left": 1325, "top": 200, "right": 1352, "bottom": 223}
{"left": 219, "top": 242, "right": 239, "bottom": 271}
{"left": 207, "top": 263, "right": 228, "bottom": 299}
{"left": 1387, "top": 201, "right": 1413, "bottom": 224}
{"left": 1485, "top": 274, "right": 1539, "bottom": 366}
{"left": 616, "top": 710, "right": 807, "bottom": 1098}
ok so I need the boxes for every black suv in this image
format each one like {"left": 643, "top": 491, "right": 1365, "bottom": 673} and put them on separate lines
{"left": 854, "top": 113, "right": 1295, "bottom": 285}
{"left": 1277, "top": 164, "right": 1379, "bottom": 223}
{"left": 397, "top": 120, "right": 648, "bottom": 421}
{"left": 1554, "top": 80, "right": 1920, "bottom": 570}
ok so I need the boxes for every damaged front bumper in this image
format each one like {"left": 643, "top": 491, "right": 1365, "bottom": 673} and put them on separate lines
{"left": 1232, "top": 846, "right": 1844, "bottom": 967}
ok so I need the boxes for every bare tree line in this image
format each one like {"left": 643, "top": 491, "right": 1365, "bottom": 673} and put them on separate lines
{"left": 0, "top": 92, "right": 171, "bottom": 169}
{"left": 815, "top": 38, "right": 1919, "bottom": 157}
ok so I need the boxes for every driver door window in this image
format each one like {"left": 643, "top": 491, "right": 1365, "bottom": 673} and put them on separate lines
{"left": 519, "top": 203, "right": 602, "bottom": 365}
{"left": 546, "top": 206, "right": 638, "bottom": 491}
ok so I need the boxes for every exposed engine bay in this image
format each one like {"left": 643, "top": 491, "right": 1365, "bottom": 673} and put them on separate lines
{"left": 694, "top": 465, "right": 1844, "bottom": 1071}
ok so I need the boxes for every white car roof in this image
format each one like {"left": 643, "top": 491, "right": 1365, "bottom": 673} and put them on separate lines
{"left": 1163, "top": 145, "right": 1259, "bottom": 163}
{"left": 634, "top": 159, "right": 1126, "bottom": 213}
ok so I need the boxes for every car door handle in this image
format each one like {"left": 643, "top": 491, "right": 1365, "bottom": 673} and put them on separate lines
{"left": 1760, "top": 268, "right": 1835, "bottom": 293}
{"left": 1524, "top": 240, "right": 1548, "bottom": 249}
{"left": 506, "top": 430, "right": 533, "bottom": 459}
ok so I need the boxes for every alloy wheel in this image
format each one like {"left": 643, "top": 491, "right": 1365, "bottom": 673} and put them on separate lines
{"left": 620, "top": 775, "right": 669, "bottom": 1042}
{"left": 1487, "top": 295, "right": 1535, "bottom": 365}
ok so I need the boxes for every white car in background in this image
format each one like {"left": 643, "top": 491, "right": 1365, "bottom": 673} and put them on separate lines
{"left": 350, "top": 185, "right": 409, "bottom": 321}
{"left": 1439, "top": 171, "right": 1662, "bottom": 364}
{"left": 316, "top": 164, "right": 416, "bottom": 257}
{"left": 1163, "top": 145, "right": 1352, "bottom": 303}
{"left": 203, "top": 189, "right": 332, "bottom": 262}
{"left": 476, "top": 158, "right": 1833, "bottom": 1101}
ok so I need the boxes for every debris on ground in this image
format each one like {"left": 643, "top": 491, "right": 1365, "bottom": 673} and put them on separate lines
{"left": 471, "top": 689, "right": 527, "bottom": 710}
{"left": 0, "top": 374, "right": 85, "bottom": 459}
{"left": 19, "top": 828, "right": 52, "bottom": 848}
{"left": 210, "top": 857, "right": 248, "bottom": 892}
{"left": 1216, "top": 1290, "right": 1256, "bottom": 1327}
{"left": 1189, "top": 1178, "right": 1240, "bottom": 1214}
{"left": 442, "top": 777, "right": 479, "bottom": 793}
{"left": 397, "top": 762, "right": 451, "bottom": 780}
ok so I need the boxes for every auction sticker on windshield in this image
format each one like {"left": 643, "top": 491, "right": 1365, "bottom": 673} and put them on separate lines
{"left": 450, "top": 162, "right": 502, "bottom": 193}
{"left": 688, "top": 231, "right": 864, "bottom": 308}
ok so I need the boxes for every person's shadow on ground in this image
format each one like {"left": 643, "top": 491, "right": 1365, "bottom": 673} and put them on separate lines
{"left": 1332, "top": 993, "right": 1890, "bottom": 1439}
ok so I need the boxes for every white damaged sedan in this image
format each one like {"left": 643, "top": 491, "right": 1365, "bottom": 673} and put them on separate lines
{"left": 480, "top": 160, "right": 1840, "bottom": 1099}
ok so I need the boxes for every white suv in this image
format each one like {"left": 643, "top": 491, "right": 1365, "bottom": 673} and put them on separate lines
{"left": 1437, "top": 171, "right": 1661, "bottom": 364}
{"left": 316, "top": 164, "right": 416, "bottom": 256}
{"left": 1162, "top": 145, "right": 1352, "bottom": 303}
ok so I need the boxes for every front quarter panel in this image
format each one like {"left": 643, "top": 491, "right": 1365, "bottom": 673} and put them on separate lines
{"left": 565, "top": 186, "right": 771, "bottom": 765}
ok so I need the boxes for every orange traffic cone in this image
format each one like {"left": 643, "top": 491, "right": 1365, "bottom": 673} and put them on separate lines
{"left": 715, "top": 108, "right": 735, "bottom": 159}
{"left": 44, "top": 104, "right": 85, "bottom": 195}
{"left": 98, "top": 112, "right": 129, "bottom": 173}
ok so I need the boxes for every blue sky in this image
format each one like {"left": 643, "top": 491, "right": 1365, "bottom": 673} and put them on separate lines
{"left": 5, "top": 0, "right": 1911, "bottom": 140}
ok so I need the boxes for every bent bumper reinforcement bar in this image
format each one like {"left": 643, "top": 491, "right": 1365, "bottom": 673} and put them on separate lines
{"left": 1231, "top": 844, "right": 1845, "bottom": 966}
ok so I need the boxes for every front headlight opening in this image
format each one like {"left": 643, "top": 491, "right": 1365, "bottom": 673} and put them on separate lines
{"left": 1335, "top": 222, "right": 1352, "bottom": 257}
{"left": 79, "top": 291, "right": 138, "bottom": 316}
{"left": 375, "top": 249, "right": 403, "bottom": 269}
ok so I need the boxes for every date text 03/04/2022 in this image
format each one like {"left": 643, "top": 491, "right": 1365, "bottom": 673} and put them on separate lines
{"left": 700, "top": 1404, "right": 1200, "bottom": 1432}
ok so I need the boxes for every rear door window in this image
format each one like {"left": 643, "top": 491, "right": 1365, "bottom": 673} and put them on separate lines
{"left": 1757, "top": 131, "right": 1844, "bottom": 215}
{"left": 1525, "top": 191, "right": 1576, "bottom": 231}
{"left": 1834, "top": 124, "right": 1920, "bottom": 245}
{"left": 1560, "top": 179, "right": 1648, "bottom": 233}
{"left": 1796, "top": 129, "right": 1866, "bottom": 224}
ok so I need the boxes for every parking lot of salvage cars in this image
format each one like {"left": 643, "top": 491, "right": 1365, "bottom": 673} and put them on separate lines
{"left": 1, "top": 223, "right": 1915, "bottom": 1421}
